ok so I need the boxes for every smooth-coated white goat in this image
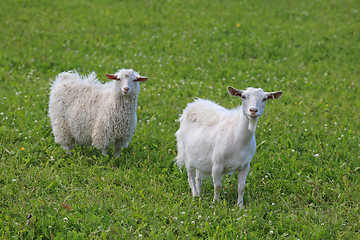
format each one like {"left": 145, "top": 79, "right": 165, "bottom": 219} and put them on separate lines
{"left": 49, "top": 69, "right": 148, "bottom": 157}
{"left": 175, "top": 86, "right": 283, "bottom": 208}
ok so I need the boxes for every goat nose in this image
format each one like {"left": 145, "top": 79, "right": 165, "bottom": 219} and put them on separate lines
{"left": 250, "top": 107, "right": 258, "bottom": 113}
{"left": 123, "top": 87, "right": 129, "bottom": 92}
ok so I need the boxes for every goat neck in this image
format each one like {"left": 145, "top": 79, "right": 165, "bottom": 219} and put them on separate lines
{"left": 236, "top": 108, "right": 258, "bottom": 141}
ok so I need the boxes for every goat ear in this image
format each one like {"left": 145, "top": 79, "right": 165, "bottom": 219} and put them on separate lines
{"left": 134, "top": 76, "right": 148, "bottom": 82}
{"left": 106, "top": 73, "right": 118, "bottom": 80}
{"left": 267, "top": 91, "right": 283, "bottom": 100}
{"left": 228, "top": 86, "right": 243, "bottom": 97}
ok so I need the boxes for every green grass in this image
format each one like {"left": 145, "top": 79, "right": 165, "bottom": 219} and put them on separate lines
{"left": 1, "top": 0, "right": 359, "bottom": 238}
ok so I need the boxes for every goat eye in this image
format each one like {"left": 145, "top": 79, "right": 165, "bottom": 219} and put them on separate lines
{"left": 241, "top": 96, "right": 246, "bottom": 100}
{"left": 262, "top": 98, "right": 267, "bottom": 102}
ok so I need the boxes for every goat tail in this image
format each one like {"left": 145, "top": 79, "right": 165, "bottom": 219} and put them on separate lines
{"left": 54, "top": 71, "right": 101, "bottom": 87}
{"left": 175, "top": 129, "right": 186, "bottom": 167}
{"left": 53, "top": 70, "right": 78, "bottom": 84}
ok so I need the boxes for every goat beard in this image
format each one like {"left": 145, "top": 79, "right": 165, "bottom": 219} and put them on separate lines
{"left": 248, "top": 118, "right": 257, "bottom": 132}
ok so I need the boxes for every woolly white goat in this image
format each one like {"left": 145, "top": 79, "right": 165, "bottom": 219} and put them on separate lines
{"left": 175, "top": 86, "right": 283, "bottom": 208}
{"left": 49, "top": 69, "right": 148, "bottom": 157}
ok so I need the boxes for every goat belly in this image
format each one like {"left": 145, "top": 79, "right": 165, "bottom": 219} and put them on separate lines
{"left": 191, "top": 159, "right": 213, "bottom": 175}
{"left": 222, "top": 148, "right": 255, "bottom": 174}
{"left": 222, "top": 159, "right": 250, "bottom": 174}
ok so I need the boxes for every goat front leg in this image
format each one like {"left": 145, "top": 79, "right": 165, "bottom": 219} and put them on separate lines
{"left": 237, "top": 164, "right": 250, "bottom": 208}
{"left": 59, "top": 136, "right": 75, "bottom": 155}
{"left": 101, "top": 146, "right": 109, "bottom": 156}
{"left": 61, "top": 143, "right": 74, "bottom": 155}
{"left": 212, "top": 164, "right": 223, "bottom": 202}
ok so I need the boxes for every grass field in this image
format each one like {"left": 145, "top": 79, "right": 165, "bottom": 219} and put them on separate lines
{"left": 1, "top": 0, "right": 359, "bottom": 238}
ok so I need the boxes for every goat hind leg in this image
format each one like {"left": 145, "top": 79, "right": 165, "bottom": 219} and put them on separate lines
{"left": 195, "top": 169, "right": 202, "bottom": 196}
{"left": 54, "top": 128, "right": 74, "bottom": 155}
{"left": 114, "top": 139, "right": 123, "bottom": 158}
{"left": 187, "top": 167, "right": 200, "bottom": 197}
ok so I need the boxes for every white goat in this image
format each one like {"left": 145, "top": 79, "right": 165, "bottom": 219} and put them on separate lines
{"left": 175, "top": 86, "right": 283, "bottom": 208}
{"left": 49, "top": 69, "right": 148, "bottom": 157}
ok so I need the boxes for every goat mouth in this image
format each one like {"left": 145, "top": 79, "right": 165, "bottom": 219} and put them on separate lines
{"left": 247, "top": 114, "right": 259, "bottom": 119}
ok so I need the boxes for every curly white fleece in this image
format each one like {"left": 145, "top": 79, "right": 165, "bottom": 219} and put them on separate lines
{"left": 49, "top": 69, "right": 146, "bottom": 157}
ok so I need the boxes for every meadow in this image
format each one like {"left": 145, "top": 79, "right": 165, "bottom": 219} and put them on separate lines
{"left": 0, "top": 0, "right": 359, "bottom": 238}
